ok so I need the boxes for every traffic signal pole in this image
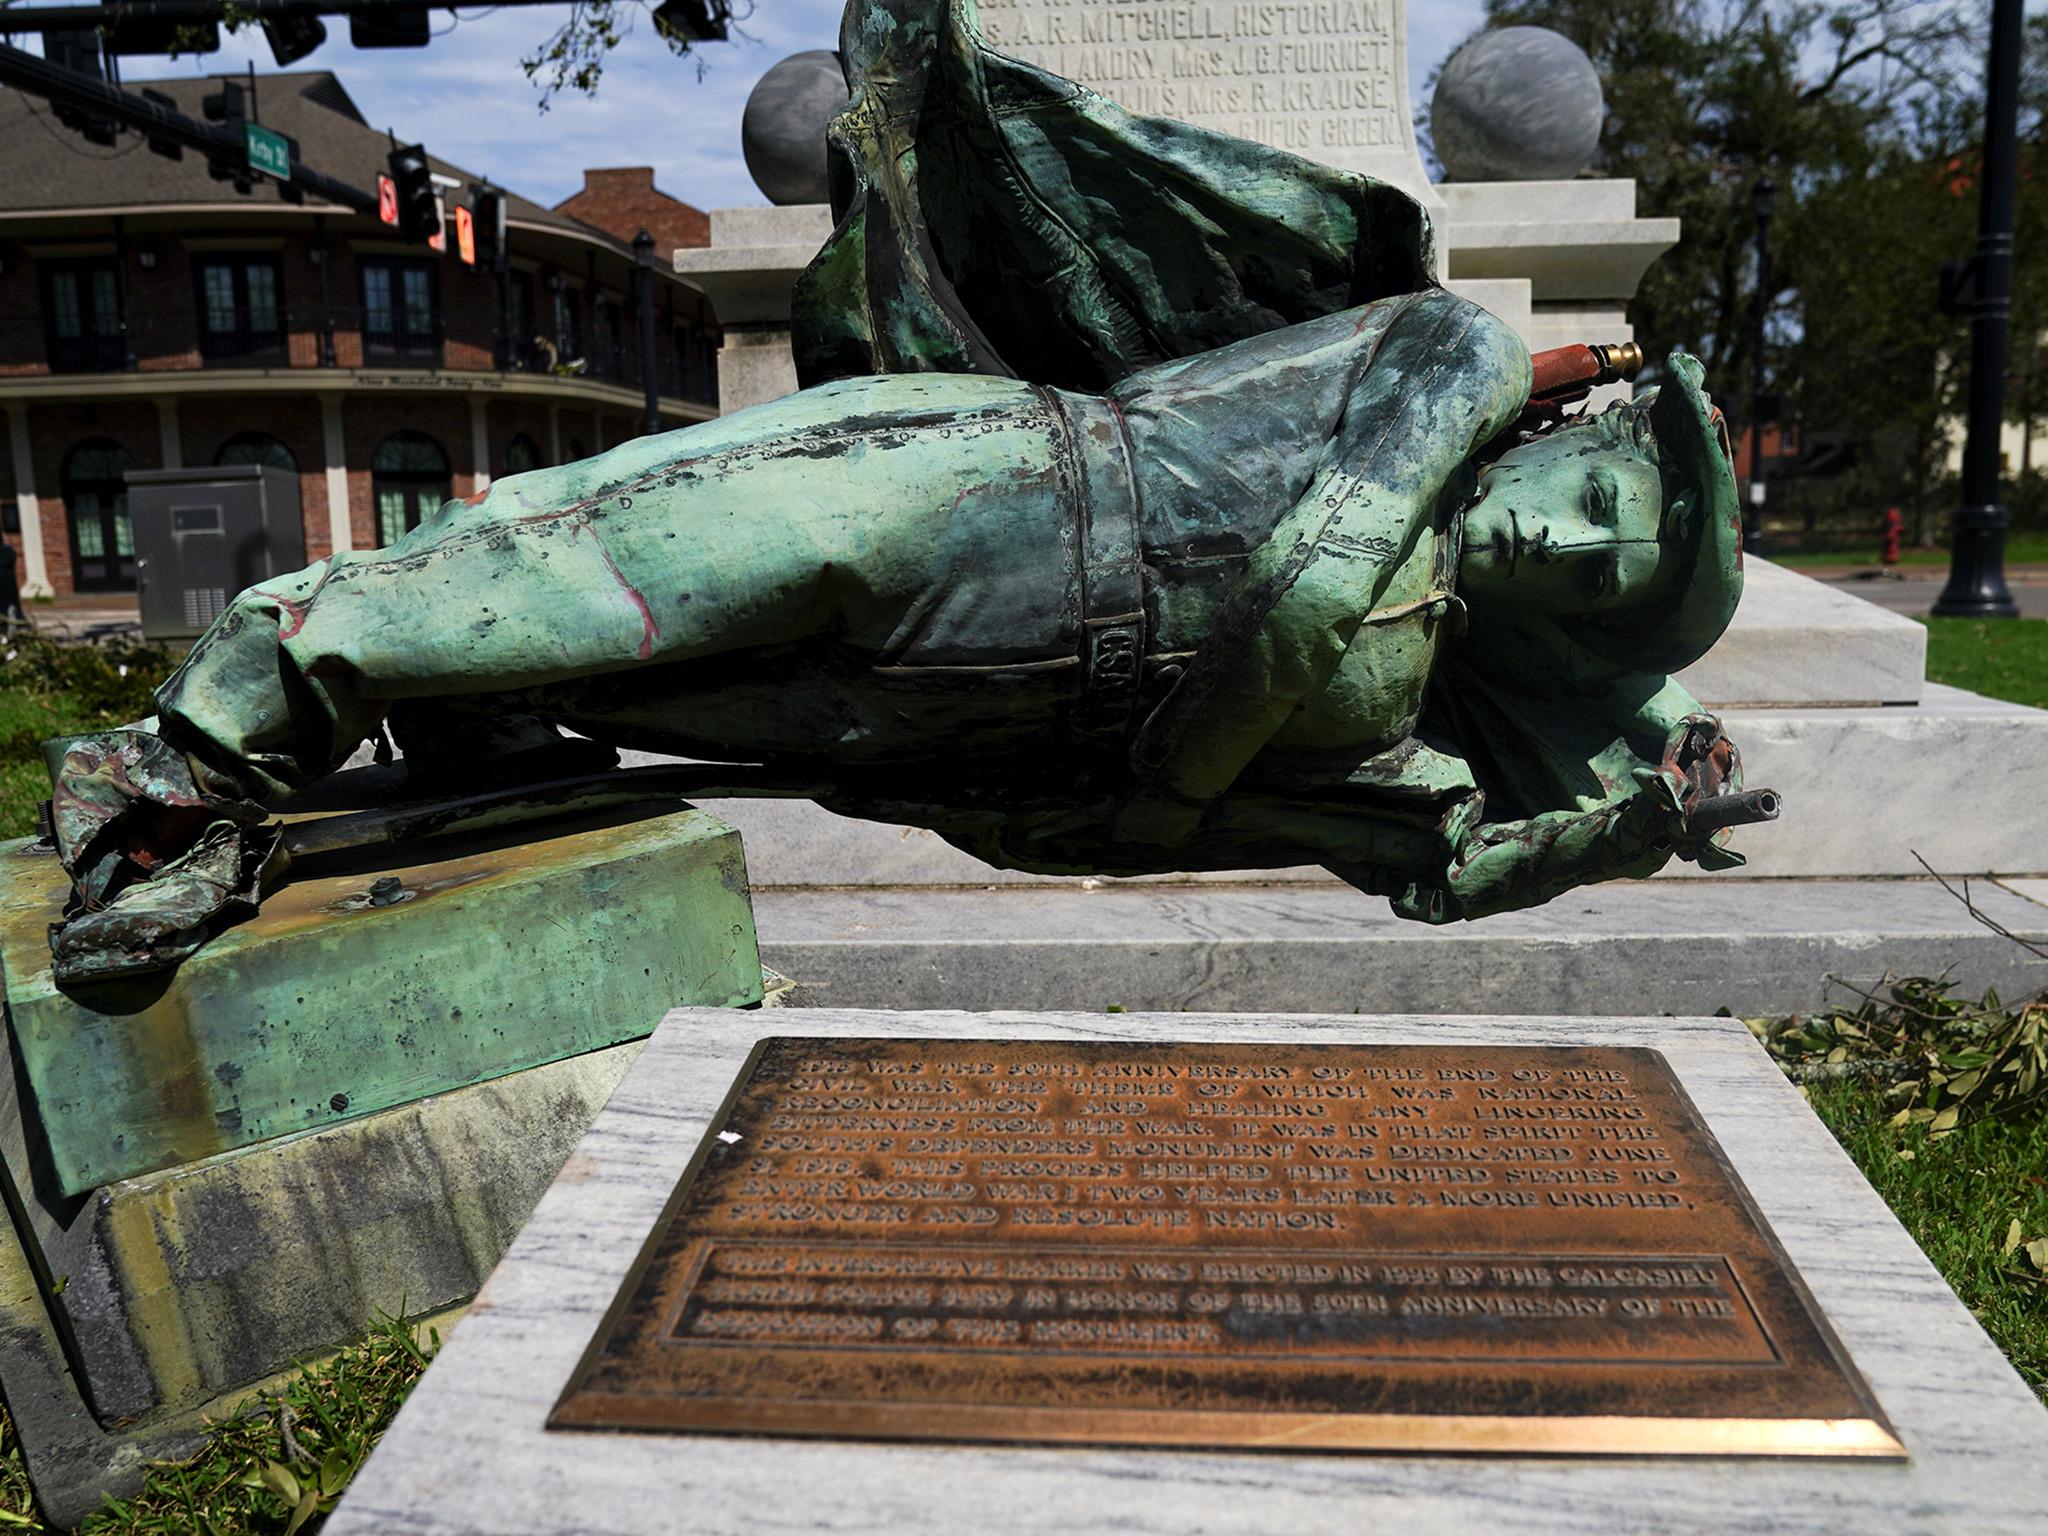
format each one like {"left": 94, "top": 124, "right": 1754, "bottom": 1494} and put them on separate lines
{"left": 0, "top": 40, "right": 381, "bottom": 214}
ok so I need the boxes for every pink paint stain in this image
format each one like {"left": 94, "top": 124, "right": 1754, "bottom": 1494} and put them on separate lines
{"left": 252, "top": 560, "right": 338, "bottom": 641}
{"left": 574, "top": 521, "right": 661, "bottom": 661}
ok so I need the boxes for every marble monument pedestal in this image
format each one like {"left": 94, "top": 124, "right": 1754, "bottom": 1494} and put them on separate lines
{"left": 328, "top": 1006, "right": 2048, "bottom": 1536}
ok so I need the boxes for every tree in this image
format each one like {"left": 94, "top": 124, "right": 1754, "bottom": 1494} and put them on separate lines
{"left": 1461, "top": 2, "right": 1976, "bottom": 385}
{"left": 520, "top": 0, "right": 752, "bottom": 105}
{"left": 1435, "top": 2, "right": 2048, "bottom": 543}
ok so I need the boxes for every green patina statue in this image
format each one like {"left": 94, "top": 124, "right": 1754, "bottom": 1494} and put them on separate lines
{"left": 46, "top": 0, "right": 1771, "bottom": 983}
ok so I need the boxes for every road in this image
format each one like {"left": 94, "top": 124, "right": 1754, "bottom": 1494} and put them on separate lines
{"left": 1810, "top": 568, "right": 2048, "bottom": 619}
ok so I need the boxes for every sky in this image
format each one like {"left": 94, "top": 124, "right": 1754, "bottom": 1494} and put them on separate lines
{"left": 109, "top": 0, "right": 1493, "bottom": 211}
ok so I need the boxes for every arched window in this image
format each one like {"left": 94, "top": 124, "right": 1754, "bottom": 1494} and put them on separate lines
{"left": 62, "top": 438, "right": 135, "bottom": 591}
{"left": 502, "top": 433, "right": 542, "bottom": 477}
{"left": 371, "top": 431, "right": 450, "bottom": 547}
{"left": 214, "top": 432, "right": 298, "bottom": 473}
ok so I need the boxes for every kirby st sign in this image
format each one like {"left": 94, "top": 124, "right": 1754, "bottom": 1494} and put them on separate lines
{"left": 244, "top": 121, "right": 291, "bottom": 181}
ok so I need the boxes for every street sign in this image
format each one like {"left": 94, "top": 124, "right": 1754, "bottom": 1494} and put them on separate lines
{"left": 377, "top": 173, "right": 399, "bottom": 226}
{"left": 454, "top": 203, "right": 476, "bottom": 266}
{"left": 244, "top": 120, "right": 291, "bottom": 181}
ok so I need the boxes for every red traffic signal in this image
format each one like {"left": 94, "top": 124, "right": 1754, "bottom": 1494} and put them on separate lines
{"left": 377, "top": 173, "right": 399, "bottom": 227}
{"left": 454, "top": 204, "right": 476, "bottom": 266}
{"left": 386, "top": 143, "right": 440, "bottom": 244}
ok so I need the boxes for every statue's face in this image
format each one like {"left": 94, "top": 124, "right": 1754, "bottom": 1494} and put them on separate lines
{"left": 1457, "top": 415, "right": 1672, "bottom": 613}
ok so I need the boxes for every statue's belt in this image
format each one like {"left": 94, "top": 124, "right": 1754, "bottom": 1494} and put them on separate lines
{"left": 1041, "top": 386, "right": 1146, "bottom": 741}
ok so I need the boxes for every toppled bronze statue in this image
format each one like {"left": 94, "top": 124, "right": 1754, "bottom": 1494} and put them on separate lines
{"left": 47, "top": 0, "right": 1774, "bottom": 983}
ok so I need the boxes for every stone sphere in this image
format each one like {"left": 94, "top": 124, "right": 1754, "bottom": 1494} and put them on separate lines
{"left": 1431, "top": 27, "right": 1605, "bottom": 183}
{"left": 741, "top": 50, "right": 850, "bottom": 206}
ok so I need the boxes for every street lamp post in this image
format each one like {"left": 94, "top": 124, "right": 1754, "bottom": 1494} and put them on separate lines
{"left": 1745, "top": 175, "right": 1776, "bottom": 558}
{"left": 634, "top": 228, "right": 661, "bottom": 439}
{"left": 1933, "top": 0, "right": 2021, "bottom": 618}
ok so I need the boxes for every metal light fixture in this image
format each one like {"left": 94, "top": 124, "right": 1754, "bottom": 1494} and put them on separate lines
{"left": 652, "top": 0, "right": 731, "bottom": 45}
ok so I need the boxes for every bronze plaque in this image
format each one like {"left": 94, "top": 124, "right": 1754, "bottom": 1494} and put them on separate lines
{"left": 552, "top": 1039, "right": 1901, "bottom": 1456}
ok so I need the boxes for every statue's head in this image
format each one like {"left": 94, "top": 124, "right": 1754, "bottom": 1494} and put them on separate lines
{"left": 1457, "top": 351, "right": 1741, "bottom": 673}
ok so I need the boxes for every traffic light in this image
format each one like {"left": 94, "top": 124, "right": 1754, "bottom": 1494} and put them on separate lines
{"left": 471, "top": 189, "right": 506, "bottom": 267}
{"left": 105, "top": 17, "right": 221, "bottom": 56}
{"left": 351, "top": 7, "right": 431, "bottom": 48}
{"left": 202, "top": 82, "right": 253, "bottom": 194}
{"left": 202, "top": 80, "right": 246, "bottom": 130}
{"left": 386, "top": 143, "right": 441, "bottom": 245}
{"left": 454, "top": 204, "right": 476, "bottom": 266}
{"left": 262, "top": 15, "right": 329, "bottom": 66}
{"left": 47, "top": 30, "right": 119, "bottom": 146}
{"left": 652, "top": 0, "right": 731, "bottom": 45}
{"left": 137, "top": 89, "right": 183, "bottom": 160}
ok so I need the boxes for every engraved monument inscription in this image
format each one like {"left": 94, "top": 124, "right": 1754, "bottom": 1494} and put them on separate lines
{"left": 975, "top": 0, "right": 1438, "bottom": 195}
{"left": 552, "top": 1040, "right": 1902, "bottom": 1456}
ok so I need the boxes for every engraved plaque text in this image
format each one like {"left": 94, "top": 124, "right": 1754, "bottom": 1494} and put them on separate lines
{"left": 553, "top": 1040, "right": 1901, "bottom": 1456}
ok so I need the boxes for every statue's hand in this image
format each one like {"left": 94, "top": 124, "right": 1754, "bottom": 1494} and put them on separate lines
{"left": 49, "top": 730, "right": 276, "bottom": 985}
{"left": 1629, "top": 714, "right": 1747, "bottom": 870}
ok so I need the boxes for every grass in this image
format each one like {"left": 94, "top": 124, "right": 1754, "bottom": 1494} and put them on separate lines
{"left": 0, "top": 1314, "right": 436, "bottom": 1534}
{"left": 0, "top": 634, "right": 177, "bottom": 840}
{"left": 1768, "top": 532, "right": 2048, "bottom": 568}
{"left": 1805, "top": 1081, "right": 2048, "bottom": 1396}
{"left": 1919, "top": 616, "right": 2048, "bottom": 709}
{"left": 1751, "top": 975, "right": 2048, "bottom": 1400}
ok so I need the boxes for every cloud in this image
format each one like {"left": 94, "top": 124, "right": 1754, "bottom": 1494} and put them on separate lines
{"left": 143, "top": 0, "right": 1486, "bottom": 211}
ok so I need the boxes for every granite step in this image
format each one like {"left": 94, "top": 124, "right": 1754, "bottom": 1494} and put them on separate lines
{"left": 754, "top": 877, "right": 2048, "bottom": 1017}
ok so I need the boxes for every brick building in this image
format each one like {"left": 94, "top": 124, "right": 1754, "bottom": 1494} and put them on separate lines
{"left": 556, "top": 167, "right": 710, "bottom": 258}
{"left": 0, "top": 71, "right": 721, "bottom": 596}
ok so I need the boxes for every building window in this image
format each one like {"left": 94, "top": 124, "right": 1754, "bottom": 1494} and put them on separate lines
{"left": 502, "top": 434, "right": 542, "bottom": 476}
{"left": 550, "top": 282, "right": 582, "bottom": 366}
{"left": 43, "top": 259, "right": 125, "bottom": 373}
{"left": 194, "top": 256, "right": 284, "bottom": 364}
{"left": 63, "top": 438, "right": 136, "bottom": 591}
{"left": 508, "top": 272, "right": 536, "bottom": 368}
{"left": 372, "top": 431, "right": 450, "bottom": 546}
{"left": 214, "top": 432, "right": 298, "bottom": 472}
{"left": 360, "top": 258, "right": 440, "bottom": 366}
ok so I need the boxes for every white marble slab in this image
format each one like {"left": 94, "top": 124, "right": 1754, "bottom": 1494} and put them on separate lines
{"left": 2003, "top": 878, "right": 2048, "bottom": 911}
{"left": 1675, "top": 558, "right": 1926, "bottom": 707}
{"left": 330, "top": 1009, "right": 2048, "bottom": 1536}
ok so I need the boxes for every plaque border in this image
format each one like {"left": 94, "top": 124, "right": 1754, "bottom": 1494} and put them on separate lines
{"left": 551, "top": 1037, "right": 1905, "bottom": 1460}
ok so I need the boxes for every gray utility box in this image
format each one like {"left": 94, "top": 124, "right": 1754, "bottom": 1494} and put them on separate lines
{"left": 126, "top": 466, "right": 306, "bottom": 640}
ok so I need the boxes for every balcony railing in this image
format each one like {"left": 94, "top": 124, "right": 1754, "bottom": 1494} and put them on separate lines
{"left": 0, "top": 308, "right": 717, "bottom": 406}
{"left": 544, "top": 337, "right": 717, "bottom": 405}
{"left": 48, "top": 329, "right": 132, "bottom": 373}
